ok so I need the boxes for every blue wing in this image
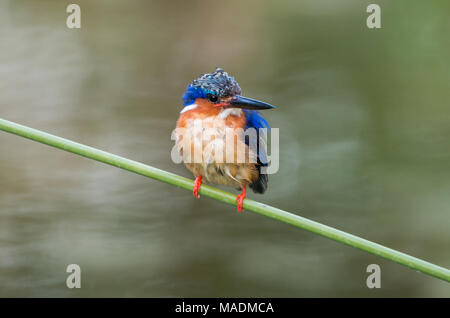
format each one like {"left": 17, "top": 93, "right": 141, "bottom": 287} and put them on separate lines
{"left": 243, "top": 110, "right": 270, "bottom": 194}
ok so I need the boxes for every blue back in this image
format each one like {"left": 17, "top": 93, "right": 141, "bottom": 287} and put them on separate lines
{"left": 243, "top": 110, "right": 270, "bottom": 166}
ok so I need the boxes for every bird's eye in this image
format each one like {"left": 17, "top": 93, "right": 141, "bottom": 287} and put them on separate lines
{"left": 207, "top": 94, "right": 219, "bottom": 103}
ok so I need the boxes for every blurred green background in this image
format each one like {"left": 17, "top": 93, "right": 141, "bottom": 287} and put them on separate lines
{"left": 0, "top": 0, "right": 449, "bottom": 297}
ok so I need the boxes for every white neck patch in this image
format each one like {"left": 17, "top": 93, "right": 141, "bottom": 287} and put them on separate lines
{"left": 218, "top": 108, "right": 242, "bottom": 119}
{"left": 180, "top": 103, "right": 198, "bottom": 114}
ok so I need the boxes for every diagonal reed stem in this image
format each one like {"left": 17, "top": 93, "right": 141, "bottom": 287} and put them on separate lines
{"left": 0, "top": 117, "right": 449, "bottom": 282}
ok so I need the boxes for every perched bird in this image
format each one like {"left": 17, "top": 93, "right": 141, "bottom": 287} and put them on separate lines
{"left": 174, "top": 68, "right": 275, "bottom": 212}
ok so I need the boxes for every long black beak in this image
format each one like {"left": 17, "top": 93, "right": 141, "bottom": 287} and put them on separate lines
{"left": 229, "top": 95, "right": 275, "bottom": 110}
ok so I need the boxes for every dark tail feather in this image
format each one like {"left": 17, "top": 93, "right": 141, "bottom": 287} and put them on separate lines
{"left": 250, "top": 170, "right": 268, "bottom": 194}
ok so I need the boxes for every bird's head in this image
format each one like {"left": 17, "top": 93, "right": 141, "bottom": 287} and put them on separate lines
{"left": 181, "top": 68, "right": 275, "bottom": 112}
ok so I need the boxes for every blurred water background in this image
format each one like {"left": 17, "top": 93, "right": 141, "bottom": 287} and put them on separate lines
{"left": 0, "top": 0, "right": 449, "bottom": 297}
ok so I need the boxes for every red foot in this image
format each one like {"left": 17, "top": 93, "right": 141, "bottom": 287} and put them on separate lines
{"left": 235, "top": 185, "right": 247, "bottom": 213}
{"left": 193, "top": 176, "right": 202, "bottom": 199}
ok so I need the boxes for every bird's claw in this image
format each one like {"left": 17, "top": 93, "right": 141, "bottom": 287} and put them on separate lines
{"left": 193, "top": 176, "right": 202, "bottom": 199}
{"left": 235, "top": 186, "right": 246, "bottom": 213}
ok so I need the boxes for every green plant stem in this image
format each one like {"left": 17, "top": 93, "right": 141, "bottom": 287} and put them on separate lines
{"left": 0, "top": 117, "right": 449, "bottom": 282}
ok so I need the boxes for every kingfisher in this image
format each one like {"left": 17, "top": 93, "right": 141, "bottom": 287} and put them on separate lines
{"left": 174, "top": 68, "right": 275, "bottom": 212}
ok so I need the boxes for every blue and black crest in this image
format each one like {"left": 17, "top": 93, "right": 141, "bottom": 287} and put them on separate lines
{"left": 182, "top": 68, "right": 242, "bottom": 106}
